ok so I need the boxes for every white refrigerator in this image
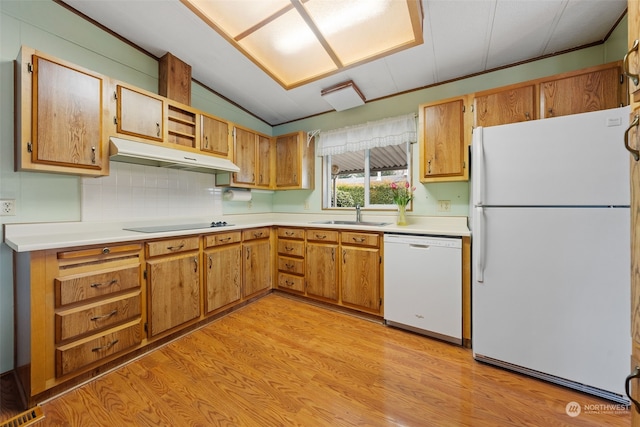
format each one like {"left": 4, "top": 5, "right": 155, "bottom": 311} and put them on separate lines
{"left": 471, "top": 106, "right": 631, "bottom": 404}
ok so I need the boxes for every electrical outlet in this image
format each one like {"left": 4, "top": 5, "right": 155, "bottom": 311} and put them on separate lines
{"left": 247, "top": 200, "right": 252, "bottom": 210}
{"left": 437, "top": 200, "right": 451, "bottom": 212}
{"left": 304, "top": 200, "right": 310, "bottom": 210}
{"left": 0, "top": 199, "right": 16, "bottom": 216}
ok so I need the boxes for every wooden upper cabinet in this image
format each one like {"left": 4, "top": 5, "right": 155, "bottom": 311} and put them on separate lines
{"left": 232, "top": 127, "right": 272, "bottom": 188}
{"left": 15, "top": 47, "right": 109, "bottom": 176}
{"left": 201, "top": 114, "right": 230, "bottom": 157}
{"left": 257, "top": 135, "right": 272, "bottom": 188}
{"left": 418, "top": 96, "right": 469, "bottom": 182}
{"left": 233, "top": 127, "right": 258, "bottom": 186}
{"left": 629, "top": 1, "right": 640, "bottom": 100}
{"left": 474, "top": 84, "right": 536, "bottom": 127}
{"left": 116, "top": 85, "right": 164, "bottom": 141}
{"left": 275, "top": 131, "right": 315, "bottom": 190}
{"left": 540, "top": 63, "right": 624, "bottom": 118}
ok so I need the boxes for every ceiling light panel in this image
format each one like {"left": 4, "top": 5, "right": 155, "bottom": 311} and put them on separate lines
{"left": 303, "top": 0, "right": 419, "bottom": 66}
{"left": 181, "top": 0, "right": 423, "bottom": 89}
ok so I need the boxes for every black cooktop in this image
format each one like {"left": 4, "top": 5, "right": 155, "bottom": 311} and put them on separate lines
{"left": 124, "top": 221, "right": 231, "bottom": 233}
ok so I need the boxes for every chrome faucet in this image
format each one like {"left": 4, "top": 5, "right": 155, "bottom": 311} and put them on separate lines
{"left": 355, "top": 204, "right": 361, "bottom": 222}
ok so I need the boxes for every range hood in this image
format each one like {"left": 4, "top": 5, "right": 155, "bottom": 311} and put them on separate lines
{"left": 109, "top": 137, "right": 240, "bottom": 174}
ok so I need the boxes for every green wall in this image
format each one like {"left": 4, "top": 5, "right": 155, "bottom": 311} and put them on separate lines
{"left": 0, "top": 0, "right": 628, "bottom": 374}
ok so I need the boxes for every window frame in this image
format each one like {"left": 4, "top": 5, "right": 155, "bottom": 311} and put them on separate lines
{"left": 322, "top": 141, "right": 413, "bottom": 210}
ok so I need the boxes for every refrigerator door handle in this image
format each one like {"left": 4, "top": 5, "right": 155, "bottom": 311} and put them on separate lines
{"left": 475, "top": 206, "right": 485, "bottom": 282}
{"left": 472, "top": 127, "right": 484, "bottom": 205}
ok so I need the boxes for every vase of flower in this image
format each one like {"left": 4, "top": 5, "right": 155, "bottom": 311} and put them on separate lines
{"left": 397, "top": 204, "right": 408, "bottom": 226}
{"left": 390, "top": 181, "right": 415, "bottom": 226}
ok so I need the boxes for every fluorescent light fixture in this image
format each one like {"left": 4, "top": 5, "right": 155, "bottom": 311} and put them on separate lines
{"left": 180, "top": 0, "right": 423, "bottom": 89}
{"left": 321, "top": 81, "right": 365, "bottom": 111}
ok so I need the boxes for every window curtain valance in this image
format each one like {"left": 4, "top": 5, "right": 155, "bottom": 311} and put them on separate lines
{"left": 316, "top": 113, "right": 417, "bottom": 156}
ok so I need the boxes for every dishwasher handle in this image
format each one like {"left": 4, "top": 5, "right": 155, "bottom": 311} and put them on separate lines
{"left": 409, "top": 244, "right": 430, "bottom": 249}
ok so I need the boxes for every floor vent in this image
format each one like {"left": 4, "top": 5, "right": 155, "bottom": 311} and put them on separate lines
{"left": 1, "top": 406, "right": 44, "bottom": 427}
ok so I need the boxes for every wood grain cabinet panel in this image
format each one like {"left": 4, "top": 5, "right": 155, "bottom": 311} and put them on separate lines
{"left": 55, "top": 293, "right": 141, "bottom": 342}
{"left": 540, "top": 64, "right": 623, "bottom": 118}
{"left": 15, "top": 47, "right": 109, "bottom": 176}
{"left": 116, "top": 85, "right": 164, "bottom": 141}
{"left": 242, "top": 228, "right": 272, "bottom": 298}
{"left": 55, "top": 321, "right": 142, "bottom": 377}
{"left": 201, "top": 114, "right": 230, "bottom": 157}
{"left": 418, "top": 96, "right": 469, "bottom": 183}
{"left": 147, "top": 253, "right": 200, "bottom": 337}
{"left": 474, "top": 84, "right": 536, "bottom": 127}
{"left": 54, "top": 265, "right": 140, "bottom": 306}
{"left": 204, "top": 233, "right": 241, "bottom": 314}
{"left": 306, "top": 243, "right": 339, "bottom": 301}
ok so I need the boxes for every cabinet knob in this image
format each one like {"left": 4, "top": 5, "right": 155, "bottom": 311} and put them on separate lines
{"left": 102, "top": 247, "right": 110, "bottom": 254}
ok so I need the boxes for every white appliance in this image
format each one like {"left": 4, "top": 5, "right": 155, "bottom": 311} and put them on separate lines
{"left": 471, "top": 106, "right": 631, "bottom": 404}
{"left": 384, "top": 234, "right": 462, "bottom": 344}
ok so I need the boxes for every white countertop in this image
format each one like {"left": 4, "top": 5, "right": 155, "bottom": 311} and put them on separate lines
{"left": 3, "top": 213, "right": 470, "bottom": 252}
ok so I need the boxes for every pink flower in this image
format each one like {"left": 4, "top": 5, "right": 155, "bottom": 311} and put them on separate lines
{"left": 404, "top": 181, "right": 410, "bottom": 188}
{"left": 390, "top": 182, "right": 398, "bottom": 190}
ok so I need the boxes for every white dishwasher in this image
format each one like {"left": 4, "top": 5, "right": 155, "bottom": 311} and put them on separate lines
{"left": 383, "top": 234, "right": 462, "bottom": 344}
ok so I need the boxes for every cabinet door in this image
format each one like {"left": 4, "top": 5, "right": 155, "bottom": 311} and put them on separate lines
{"left": 306, "top": 243, "right": 339, "bottom": 301}
{"left": 32, "top": 56, "right": 104, "bottom": 169}
{"left": 540, "top": 66, "right": 622, "bottom": 118}
{"left": 201, "top": 114, "right": 230, "bottom": 157}
{"left": 233, "top": 127, "right": 257, "bottom": 185}
{"left": 147, "top": 253, "right": 200, "bottom": 336}
{"left": 419, "top": 97, "right": 468, "bottom": 182}
{"left": 275, "top": 133, "right": 300, "bottom": 187}
{"left": 474, "top": 85, "right": 536, "bottom": 127}
{"left": 117, "top": 85, "right": 163, "bottom": 141}
{"left": 243, "top": 239, "right": 271, "bottom": 297}
{"left": 257, "top": 135, "right": 272, "bottom": 187}
{"left": 204, "top": 244, "right": 241, "bottom": 313}
{"left": 341, "top": 246, "right": 380, "bottom": 313}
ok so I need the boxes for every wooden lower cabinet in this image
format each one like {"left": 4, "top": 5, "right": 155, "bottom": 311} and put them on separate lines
{"left": 146, "top": 237, "right": 201, "bottom": 337}
{"left": 276, "top": 227, "right": 306, "bottom": 294}
{"left": 204, "top": 231, "right": 242, "bottom": 313}
{"left": 340, "top": 232, "right": 381, "bottom": 314}
{"left": 305, "top": 229, "right": 339, "bottom": 302}
{"left": 242, "top": 227, "right": 272, "bottom": 298}
{"left": 13, "top": 243, "right": 144, "bottom": 405}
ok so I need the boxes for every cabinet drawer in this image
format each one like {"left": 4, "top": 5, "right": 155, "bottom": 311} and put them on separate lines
{"left": 277, "top": 239, "right": 304, "bottom": 257}
{"left": 277, "top": 227, "right": 304, "bottom": 240}
{"left": 205, "top": 231, "right": 241, "bottom": 248}
{"left": 278, "top": 256, "right": 304, "bottom": 275}
{"left": 341, "top": 231, "right": 379, "bottom": 247}
{"left": 243, "top": 227, "right": 270, "bottom": 241}
{"left": 55, "top": 293, "right": 141, "bottom": 342}
{"left": 277, "top": 273, "right": 305, "bottom": 293}
{"left": 146, "top": 236, "right": 199, "bottom": 257}
{"left": 57, "top": 244, "right": 142, "bottom": 262}
{"left": 55, "top": 265, "right": 140, "bottom": 306}
{"left": 56, "top": 321, "right": 142, "bottom": 377}
{"left": 306, "top": 229, "right": 339, "bottom": 243}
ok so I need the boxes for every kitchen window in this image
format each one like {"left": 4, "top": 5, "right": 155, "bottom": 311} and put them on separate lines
{"left": 317, "top": 113, "right": 416, "bottom": 210}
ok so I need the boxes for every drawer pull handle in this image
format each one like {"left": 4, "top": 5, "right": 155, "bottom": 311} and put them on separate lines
{"left": 167, "top": 243, "right": 185, "bottom": 251}
{"left": 315, "top": 234, "right": 326, "bottom": 240}
{"left": 91, "top": 310, "right": 118, "bottom": 321}
{"left": 352, "top": 237, "right": 366, "bottom": 243}
{"left": 194, "top": 257, "right": 198, "bottom": 273}
{"left": 90, "top": 279, "right": 118, "bottom": 288}
{"left": 285, "top": 231, "right": 295, "bottom": 236}
{"left": 285, "top": 263, "right": 294, "bottom": 269}
{"left": 219, "top": 237, "right": 232, "bottom": 242}
{"left": 284, "top": 280, "right": 294, "bottom": 287}
{"left": 253, "top": 232, "right": 263, "bottom": 238}
{"left": 626, "top": 365, "right": 640, "bottom": 412}
{"left": 285, "top": 246, "right": 294, "bottom": 252}
{"left": 92, "top": 339, "right": 119, "bottom": 353}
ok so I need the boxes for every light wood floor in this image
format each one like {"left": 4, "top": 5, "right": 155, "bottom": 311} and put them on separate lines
{"left": 14, "top": 294, "right": 633, "bottom": 426}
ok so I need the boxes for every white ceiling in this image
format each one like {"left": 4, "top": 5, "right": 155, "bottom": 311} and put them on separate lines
{"left": 61, "top": 0, "right": 627, "bottom": 126}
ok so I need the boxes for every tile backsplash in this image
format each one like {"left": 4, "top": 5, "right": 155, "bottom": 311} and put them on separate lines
{"left": 82, "top": 162, "right": 222, "bottom": 221}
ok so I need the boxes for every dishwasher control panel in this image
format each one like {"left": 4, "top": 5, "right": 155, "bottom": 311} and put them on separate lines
{"left": 383, "top": 233, "right": 462, "bottom": 248}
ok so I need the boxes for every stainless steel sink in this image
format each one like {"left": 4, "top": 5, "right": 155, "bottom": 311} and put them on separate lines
{"left": 311, "top": 220, "right": 391, "bottom": 226}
